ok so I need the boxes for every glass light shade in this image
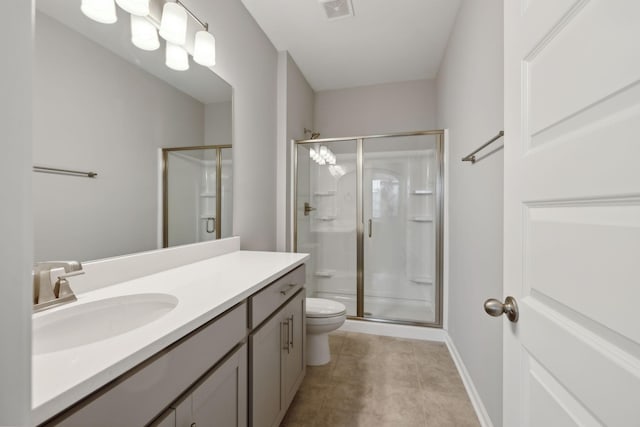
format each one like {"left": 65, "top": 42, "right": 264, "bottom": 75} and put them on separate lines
{"left": 159, "top": 2, "right": 187, "bottom": 45}
{"left": 115, "top": 0, "right": 149, "bottom": 16}
{"left": 131, "top": 15, "right": 159, "bottom": 51}
{"left": 81, "top": 0, "right": 117, "bottom": 24}
{"left": 193, "top": 31, "right": 216, "bottom": 67}
{"left": 166, "top": 42, "right": 189, "bottom": 71}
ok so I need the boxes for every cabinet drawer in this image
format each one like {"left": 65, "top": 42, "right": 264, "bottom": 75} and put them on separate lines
{"left": 250, "top": 264, "right": 305, "bottom": 328}
{"left": 50, "top": 303, "right": 247, "bottom": 427}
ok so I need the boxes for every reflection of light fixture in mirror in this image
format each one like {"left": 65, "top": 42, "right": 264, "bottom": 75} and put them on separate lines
{"left": 81, "top": 0, "right": 117, "bottom": 24}
{"left": 130, "top": 15, "right": 159, "bottom": 51}
{"left": 115, "top": 0, "right": 149, "bottom": 16}
{"left": 159, "top": 2, "right": 188, "bottom": 45}
{"left": 328, "top": 165, "right": 346, "bottom": 178}
{"left": 194, "top": 30, "right": 216, "bottom": 67}
{"left": 310, "top": 145, "right": 337, "bottom": 165}
{"left": 166, "top": 42, "right": 189, "bottom": 71}
{"left": 311, "top": 145, "right": 336, "bottom": 165}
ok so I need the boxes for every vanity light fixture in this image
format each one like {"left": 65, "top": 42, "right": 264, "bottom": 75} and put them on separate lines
{"left": 81, "top": 0, "right": 216, "bottom": 72}
{"left": 130, "top": 15, "right": 160, "bottom": 51}
{"left": 81, "top": 0, "right": 118, "bottom": 24}
{"left": 193, "top": 30, "right": 216, "bottom": 67}
{"left": 115, "top": 0, "right": 149, "bottom": 16}
{"left": 165, "top": 42, "right": 189, "bottom": 71}
{"left": 159, "top": 2, "right": 188, "bottom": 45}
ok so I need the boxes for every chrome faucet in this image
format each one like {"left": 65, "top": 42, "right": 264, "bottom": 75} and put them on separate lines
{"left": 33, "top": 261, "right": 84, "bottom": 312}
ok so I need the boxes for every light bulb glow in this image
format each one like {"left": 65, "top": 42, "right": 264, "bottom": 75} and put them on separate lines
{"left": 115, "top": 0, "right": 149, "bottom": 16}
{"left": 159, "top": 2, "right": 187, "bottom": 45}
{"left": 193, "top": 31, "right": 216, "bottom": 67}
{"left": 166, "top": 42, "right": 189, "bottom": 71}
{"left": 81, "top": 0, "right": 117, "bottom": 24}
{"left": 319, "top": 146, "right": 328, "bottom": 159}
{"left": 309, "top": 148, "right": 317, "bottom": 159}
{"left": 131, "top": 15, "right": 159, "bottom": 51}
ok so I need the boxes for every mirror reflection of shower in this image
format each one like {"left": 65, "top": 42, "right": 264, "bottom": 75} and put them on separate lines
{"left": 163, "top": 145, "right": 233, "bottom": 248}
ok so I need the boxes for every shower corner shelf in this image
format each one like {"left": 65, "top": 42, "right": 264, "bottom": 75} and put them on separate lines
{"left": 315, "top": 270, "right": 336, "bottom": 278}
{"left": 409, "top": 277, "right": 433, "bottom": 285}
{"left": 410, "top": 189, "right": 433, "bottom": 195}
{"left": 409, "top": 216, "right": 434, "bottom": 222}
{"left": 200, "top": 193, "right": 216, "bottom": 197}
{"left": 314, "top": 190, "right": 336, "bottom": 196}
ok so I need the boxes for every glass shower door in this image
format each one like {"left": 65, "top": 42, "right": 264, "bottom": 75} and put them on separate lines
{"left": 295, "top": 140, "right": 358, "bottom": 316}
{"left": 362, "top": 134, "right": 441, "bottom": 324}
{"left": 163, "top": 145, "right": 231, "bottom": 247}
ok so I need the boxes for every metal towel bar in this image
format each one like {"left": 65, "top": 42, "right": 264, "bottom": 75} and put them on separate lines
{"left": 461, "top": 130, "right": 504, "bottom": 164}
{"left": 33, "top": 166, "right": 98, "bottom": 178}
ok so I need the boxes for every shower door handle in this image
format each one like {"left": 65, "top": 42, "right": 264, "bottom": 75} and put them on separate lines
{"left": 368, "top": 219, "right": 372, "bottom": 238}
{"left": 304, "top": 202, "right": 316, "bottom": 216}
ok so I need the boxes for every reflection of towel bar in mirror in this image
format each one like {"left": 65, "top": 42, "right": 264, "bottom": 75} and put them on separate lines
{"left": 33, "top": 166, "right": 97, "bottom": 178}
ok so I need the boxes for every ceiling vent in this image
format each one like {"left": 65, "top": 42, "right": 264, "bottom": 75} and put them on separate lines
{"left": 319, "top": 0, "right": 355, "bottom": 21}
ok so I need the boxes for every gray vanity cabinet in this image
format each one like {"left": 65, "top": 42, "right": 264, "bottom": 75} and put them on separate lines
{"left": 172, "top": 343, "right": 247, "bottom": 427}
{"left": 250, "top": 289, "right": 305, "bottom": 427}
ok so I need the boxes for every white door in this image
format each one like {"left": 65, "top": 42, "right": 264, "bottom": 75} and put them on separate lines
{"left": 503, "top": 1, "right": 640, "bottom": 425}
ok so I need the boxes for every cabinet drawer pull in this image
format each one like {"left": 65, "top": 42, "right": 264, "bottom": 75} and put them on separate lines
{"left": 288, "top": 315, "right": 294, "bottom": 350}
{"left": 280, "top": 284, "right": 297, "bottom": 296}
{"left": 282, "top": 321, "right": 290, "bottom": 353}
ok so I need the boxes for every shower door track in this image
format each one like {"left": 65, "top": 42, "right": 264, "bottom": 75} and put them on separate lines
{"left": 293, "top": 130, "right": 445, "bottom": 328}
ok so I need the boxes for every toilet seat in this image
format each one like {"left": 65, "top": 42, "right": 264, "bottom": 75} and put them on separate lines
{"left": 306, "top": 298, "right": 346, "bottom": 318}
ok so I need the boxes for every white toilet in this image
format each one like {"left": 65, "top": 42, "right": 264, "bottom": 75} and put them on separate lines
{"left": 305, "top": 297, "right": 347, "bottom": 366}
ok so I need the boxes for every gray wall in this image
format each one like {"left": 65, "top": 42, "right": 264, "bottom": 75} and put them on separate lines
{"left": 0, "top": 1, "right": 32, "bottom": 424}
{"left": 196, "top": 0, "right": 279, "bottom": 251}
{"left": 436, "top": 0, "right": 504, "bottom": 425}
{"left": 314, "top": 79, "right": 437, "bottom": 137}
{"left": 277, "top": 52, "right": 314, "bottom": 251}
{"left": 34, "top": 13, "right": 205, "bottom": 262}
{"left": 205, "top": 101, "right": 233, "bottom": 147}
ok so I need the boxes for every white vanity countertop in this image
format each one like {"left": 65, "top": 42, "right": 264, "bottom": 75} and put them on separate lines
{"left": 31, "top": 250, "right": 308, "bottom": 425}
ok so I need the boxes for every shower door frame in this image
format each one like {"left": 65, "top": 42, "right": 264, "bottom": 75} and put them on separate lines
{"left": 293, "top": 130, "right": 445, "bottom": 328}
{"left": 162, "top": 144, "right": 232, "bottom": 247}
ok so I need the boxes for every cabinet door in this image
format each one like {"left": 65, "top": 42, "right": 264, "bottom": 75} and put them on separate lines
{"left": 175, "top": 344, "right": 247, "bottom": 427}
{"left": 281, "top": 290, "right": 305, "bottom": 407}
{"left": 151, "top": 409, "right": 176, "bottom": 427}
{"left": 250, "top": 312, "right": 284, "bottom": 427}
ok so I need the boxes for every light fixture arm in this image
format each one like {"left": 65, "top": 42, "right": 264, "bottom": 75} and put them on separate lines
{"left": 175, "top": 0, "right": 208, "bottom": 30}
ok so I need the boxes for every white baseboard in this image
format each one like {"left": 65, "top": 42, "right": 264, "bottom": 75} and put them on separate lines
{"left": 445, "top": 335, "right": 494, "bottom": 427}
{"left": 339, "top": 319, "right": 447, "bottom": 342}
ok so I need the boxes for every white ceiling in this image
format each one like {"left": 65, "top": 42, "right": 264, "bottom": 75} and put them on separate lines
{"left": 241, "top": 0, "right": 462, "bottom": 91}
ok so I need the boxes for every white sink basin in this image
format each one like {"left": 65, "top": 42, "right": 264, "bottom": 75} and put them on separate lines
{"left": 33, "top": 293, "right": 178, "bottom": 355}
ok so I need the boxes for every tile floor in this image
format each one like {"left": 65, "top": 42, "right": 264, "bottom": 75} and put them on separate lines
{"left": 281, "top": 331, "right": 480, "bottom": 427}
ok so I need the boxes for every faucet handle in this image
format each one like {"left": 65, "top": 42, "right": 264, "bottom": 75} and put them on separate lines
{"left": 53, "top": 270, "right": 84, "bottom": 299}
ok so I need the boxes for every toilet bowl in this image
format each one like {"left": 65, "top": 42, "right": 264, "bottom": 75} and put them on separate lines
{"left": 306, "top": 298, "right": 346, "bottom": 366}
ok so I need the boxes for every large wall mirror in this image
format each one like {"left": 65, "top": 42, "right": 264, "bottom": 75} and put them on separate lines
{"left": 33, "top": 0, "right": 233, "bottom": 262}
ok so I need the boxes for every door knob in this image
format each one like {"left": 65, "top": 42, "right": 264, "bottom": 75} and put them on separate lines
{"left": 484, "top": 296, "right": 519, "bottom": 322}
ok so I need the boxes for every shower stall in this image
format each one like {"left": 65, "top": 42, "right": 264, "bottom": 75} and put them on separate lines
{"left": 294, "top": 131, "right": 444, "bottom": 326}
{"left": 163, "top": 145, "right": 233, "bottom": 247}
